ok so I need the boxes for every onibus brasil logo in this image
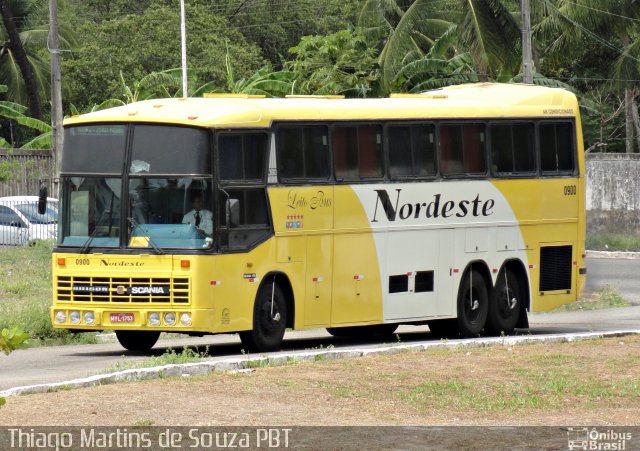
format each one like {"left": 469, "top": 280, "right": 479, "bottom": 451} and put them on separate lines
{"left": 567, "top": 428, "right": 632, "bottom": 450}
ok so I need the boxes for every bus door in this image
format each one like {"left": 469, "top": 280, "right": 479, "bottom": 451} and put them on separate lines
{"left": 304, "top": 234, "right": 333, "bottom": 326}
{"left": 436, "top": 228, "right": 456, "bottom": 316}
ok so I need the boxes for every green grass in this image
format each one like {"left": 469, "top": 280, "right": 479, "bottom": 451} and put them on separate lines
{"left": 0, "top": 242, "right": 98, "bottom": 346}
{"left": 556, "top": 286, "right": 631, "bottom": 311}
{"left": 586, "top": 233, "right": 640, "bottom": 252}
{"left": 108, "top": 346, "right": 210, "bottom": 372}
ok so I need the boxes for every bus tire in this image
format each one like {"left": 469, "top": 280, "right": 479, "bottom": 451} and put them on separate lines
{"left": 115, "top": 330, "right": 160, "bottom": 352}
{"left": 239, "top": 281, "right": 287, "bottom": 352}
{"left": 486, "top": 269, "right": 521, "bottom": 336}
{"left": 456, "top": 269, "right": 488, "bottom": 337}
{"left": 326, "top": 324, "right": 398, "bottom": 338}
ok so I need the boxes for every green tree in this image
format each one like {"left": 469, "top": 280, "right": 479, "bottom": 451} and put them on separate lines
{"left": 287, "top": 29, "right": 380, "bottom": 97}
{"left": 358, "top": 0, "right": 453, "bottom": 93}
{"left": 536, "top": 0, "right": 640, "bottom": 152}
{"left": 61, "top": 1, "right": 265, "bottom": 111}
{"left": 0, "top": 0, "right": 46, "bottom": 119}
{"left": 393, "top": 24, "right": 479, "bottom": 92}
{"left": 459, "top": 0, "right": 522, "bottom": 81}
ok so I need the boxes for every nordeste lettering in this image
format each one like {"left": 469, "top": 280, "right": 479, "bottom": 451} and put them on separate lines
{"left": 372, "top": 189, "right": 495, "bottom": 222}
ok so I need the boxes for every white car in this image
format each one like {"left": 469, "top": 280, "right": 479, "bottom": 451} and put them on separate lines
{"left": 0, "top": 196, "right": 58, "bottom": 245}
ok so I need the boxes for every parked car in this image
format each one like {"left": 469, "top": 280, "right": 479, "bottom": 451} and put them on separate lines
{"left": 0, "top": 196, "right": 58, "bottom": 245}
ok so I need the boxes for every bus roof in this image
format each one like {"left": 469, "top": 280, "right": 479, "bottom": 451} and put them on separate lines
{"left": 64, "top": 83, "right": 580, "bottom": 128}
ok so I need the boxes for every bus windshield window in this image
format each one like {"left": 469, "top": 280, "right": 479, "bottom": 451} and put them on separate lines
{"left": 128, "top": 177, "right": 213, "bottom": 249}
{"left": 130, "top": 125, "right": 210, "bottom": 175}
{"left": 63, "top": 125, "right": 126, "bottom": 174}
{"left": 59, "top": 177, "right": 121, "bottom": 247}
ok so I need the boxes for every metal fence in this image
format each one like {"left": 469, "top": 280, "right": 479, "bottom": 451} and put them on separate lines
{"left": 0, "top": 150, "right": 56, "bottom": 246}
{"left": 0, "top": 196, "right": 58, "bottom": 246}
{"left": 0, "top": 149, "right": 54, "bottom": 197}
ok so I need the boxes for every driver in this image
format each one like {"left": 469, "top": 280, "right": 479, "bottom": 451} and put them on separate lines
{"left": 182, "top": 193, "right": 213, "bottom": 236}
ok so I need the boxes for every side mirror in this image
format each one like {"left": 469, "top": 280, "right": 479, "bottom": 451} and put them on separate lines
{"left": 37, "top": 184, "right": 48, "bottom": 215}
{"left": 225, "top": 199, "right": 240, "bottom": 228}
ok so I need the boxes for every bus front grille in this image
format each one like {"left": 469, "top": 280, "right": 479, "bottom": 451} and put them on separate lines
{"left": 56, "top": 276, "right": 190, "bottom": 304}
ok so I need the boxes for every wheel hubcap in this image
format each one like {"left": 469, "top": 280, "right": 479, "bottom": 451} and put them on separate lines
{"left": 260, "top": 300, "right": 281, "bottom": 335}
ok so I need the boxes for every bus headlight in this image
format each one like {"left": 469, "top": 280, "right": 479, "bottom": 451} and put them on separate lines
{"left": 83, "top": 311, "right": 95, "bottom": 325}
{"left": 148, "top": 312, "right": 161, "bottom": 326}
{"left": 69, "top": 311, "right": 81, "bottom": 324}
{"left": 163, "top": 312, "right": 176, "bottom": 326}
{"left": 55, "top": 310, "right": 66, "bottom": 324}
{"left": 180, "top": 313, "right": 192, "bottom": 326}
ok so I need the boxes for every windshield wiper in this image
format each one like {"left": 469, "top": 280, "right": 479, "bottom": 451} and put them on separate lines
{"left": 127, "top": 217, "right": 165, "bottom": 255}
{"left": 79, "top": 209, "right": 112, "bottom": 254}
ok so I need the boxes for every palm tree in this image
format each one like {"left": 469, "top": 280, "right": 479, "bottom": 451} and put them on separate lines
{"left": 459, "top": 0, "right": 522, "bottom": 81}
{"left": 358, "top": 0, "right": 453, "bottom": 93}
{"left": 393, "top": 24, "right": 479, "bottom": 91}
{"left": 0, "top": 84, "right": 51, "bottom": 148}
{"left": 536, "top": 0, "right": 640, "bottom": 152}
{"left": 0, "top": 0, "right": 47, "bottom": 119}
{"left": 359, "top": 0, "right": 528, "bottom": 92}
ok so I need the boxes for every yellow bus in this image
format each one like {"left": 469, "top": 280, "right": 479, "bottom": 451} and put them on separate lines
{"left": 48, "top": 83, "right": 586, "bottom": 352}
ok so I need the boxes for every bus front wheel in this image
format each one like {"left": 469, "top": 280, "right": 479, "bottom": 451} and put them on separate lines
{"left": 115, "top": 330, "right": 160, "bottom": 352}
{"left": 486, "top": 269, "right": 521, "bottom": 336}
{"left": 239, "top": 281, "right": 287, "bottom": 352}
{"left": 456, "top": 269, "right": 489, "bottom": 337}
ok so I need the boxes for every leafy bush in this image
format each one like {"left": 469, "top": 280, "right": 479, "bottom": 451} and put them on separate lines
{"left": 0, "top": 326, "right": 28, "bottom": 407}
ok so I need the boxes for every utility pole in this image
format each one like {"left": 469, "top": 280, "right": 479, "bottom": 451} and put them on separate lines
{"left": 49, "top": 0, "right": 63, "bottom": 189}
{"left": 180, "top": 0, "right": 188, "bottom": 97}
{"left": 521, "top": 0, "right": 533, "bottom": 84}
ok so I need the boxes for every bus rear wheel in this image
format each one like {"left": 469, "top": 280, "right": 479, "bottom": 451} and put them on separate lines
{"left": 115, "top": 330, "right": 160, "bottom": 352}
{"left": 486, "top": 269, "right": 521, "bottom": 336}
{"left": 239, "top": 281, "right": 287, "bottom": 352}
{"left": 456, "top": 269, "right": 488, "bottom": 337}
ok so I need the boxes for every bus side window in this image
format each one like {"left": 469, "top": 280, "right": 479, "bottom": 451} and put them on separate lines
{"left": 440, "top": 124, "right": 485, "bottom": 176}
{"left": 491, "top": 123, "right": 536, "bottom": 175}
{"left": 358, "top": 126, "right": 383, "bottom": 178}
{"left": 463, "top": 124, "right": 486, "bottom": 174}
{"left": 333, "top": 127, "right": 356, "bottom": 179}
{"left": 218, "top": 133, "right": 267, "bottom": 183}
{"left": 439, "top": 125, "right": 462, "bottom": 175}
{"left": 388, "top": 126, "right": 412, "bottom": 178}
{"left": 540, "top": 123, "right": 575, "bottom": 174}
{"left": 388, "top": 124, "right": 436, "bottom": 179}
{"left": 276, "top": 125, "right": 329, "bottom": 181}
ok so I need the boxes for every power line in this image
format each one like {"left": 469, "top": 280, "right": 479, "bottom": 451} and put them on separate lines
{"left": 555, "top": 0, "right": 640, "bottom": 24}
{"left": 537, "top": 0, "right": 640, "bottom": 65}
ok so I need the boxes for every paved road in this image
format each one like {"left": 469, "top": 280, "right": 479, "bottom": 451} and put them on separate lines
{"left": 585, "top": 256, "right": 640, "bottom": 305}
{"left": 2, "top": 305, "right": 640, "bottom": 392}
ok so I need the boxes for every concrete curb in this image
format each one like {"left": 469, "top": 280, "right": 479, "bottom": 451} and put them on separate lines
{"left": 586, "top": 250, "right": 640, "bottom": 259}
{"left": 2, "top": 329, "right": 639, "bottom": 398}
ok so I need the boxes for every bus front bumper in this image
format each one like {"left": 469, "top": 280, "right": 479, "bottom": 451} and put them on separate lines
{"left": 50, "top": 307, "right": 216, "bottom": 333}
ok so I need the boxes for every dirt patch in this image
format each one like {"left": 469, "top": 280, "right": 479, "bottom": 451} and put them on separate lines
{"left": 1, "top": 336, "right": 640, "bottom": 426}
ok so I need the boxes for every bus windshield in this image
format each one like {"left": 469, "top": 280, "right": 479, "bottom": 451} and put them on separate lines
{"left": 128, "top": 177, "right": 213, "bottom": 249}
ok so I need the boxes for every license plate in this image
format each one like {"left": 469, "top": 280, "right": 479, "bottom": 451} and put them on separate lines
{"left": 110, "top": 312, "right": 135, "bottom": 323}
